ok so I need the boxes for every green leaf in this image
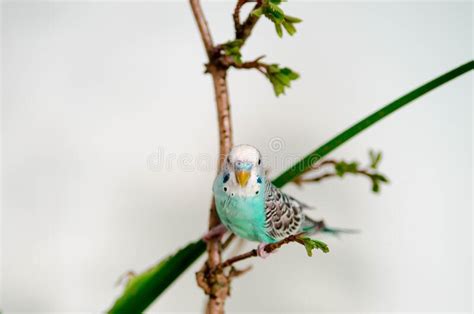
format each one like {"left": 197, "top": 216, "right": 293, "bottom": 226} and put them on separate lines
{"left": 370, "top": 173, "right": 389, "bottom": 193}
{"left": 251, "top": 7, "right": 264, "bottom": 17}
{"left": 328, "top": 156, "right": 388, "bottom": 192}
{"left": 369, "top": 150, "right": 382, "bottom": 169}
{"left": 281, "top": 67, "right": 300, "bottom": 80}
{"left": 258, "top": 0, "right": 301, "bottom": 37}
{"left": 284, "top": 15, "right": 303, "bottom": 23}
{"left": 369, "top": 173, "right": 389, "bottom": 193}
{"left": 222, "top": 39, "right": 244, "bottom": 65}
{"left": 371, "top": 179, "right": 380, "bottom": 193}
{"left": 335, "top": 161, "right": 359, "bottom": 176}
{"left": 274, "top": 72, "right": 291, "bottom": 87}
{"left": 372, "top": 173, "right": 389, "bottom": 183}
{"left": 108, "top": 239, "right": 206, "bottom": 313}
{"left": 282, "top": 20, "right": 296, "bottom": 36}
{"left": 265, "top": 64, "right": 299, "bottom": 96}
{"left": 269, "top": 76, "right": 285, "bottom": 96}
{"left": 266, "top": 3, "right": 285, "bottom": 23}
{"left": 272, "top": 60, "right": 474, "bottom": 187}
{"left": 274, "top": 23, "right": 283, "bottom": 37}
{"left": 267, "top": 64, "right": 280, "bottom": 74}
{"left": 302, "top": 237, "right": 330, "bottom": 257}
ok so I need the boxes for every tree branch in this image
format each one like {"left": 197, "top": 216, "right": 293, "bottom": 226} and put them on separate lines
{"left": 189, "top": 1, "right": 234, "bottom": 313}
{"left": 292, "top": 159, "right": 338, "bottom": 185}
{"left": 222, "top": 233, "right": 236, "bottom": 250}
{"left": 189, "top": 0, "right": 215, "bottom": 58}
{"left": 236, "top": 1, "right": 263, "bottom": 43}
{"left": 189, "top": 1, "right": 303, "bottom": 311}
{"left": 215, "top": 218, "right": 330, "bottom": 270}
{"left": 225, "top": 57, "right": 267, "bottom": 76}
{"left": 292, "top": 158, "right": 389, "bottom": 193}
{"left": 233, "top": 0, "right": 248, "bottom": 33}
{"left": 217, "top": 233, "right": 306, "bottom": 269}
{"left": 296, "top": 172, "right": 337, "bottom": 184}
{"left": 233, "top": 56, "right": 266, "bottom": 68}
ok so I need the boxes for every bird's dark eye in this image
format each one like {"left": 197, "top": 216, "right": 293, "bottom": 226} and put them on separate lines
{"left": 258, "top": 159, "right": 261, "bottom": 165}
{"left": 227, "top": 156, "right": 231, "bottom": 163}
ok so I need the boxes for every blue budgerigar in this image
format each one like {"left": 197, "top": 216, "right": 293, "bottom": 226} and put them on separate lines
{"left": 208, "top": 144, "right": 322, "bottom": 258}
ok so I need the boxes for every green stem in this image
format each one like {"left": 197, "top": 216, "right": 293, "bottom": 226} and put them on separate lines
{"left": 272, "top": 60, "right": 473, "bottom": 188}
{"left": 109, "top": 240, "right": 206, "bottom": 313}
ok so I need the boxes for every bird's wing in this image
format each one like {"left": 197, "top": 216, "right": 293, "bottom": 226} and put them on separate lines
{"left": 264, "top": 181, "right": 306, "bottom": 241}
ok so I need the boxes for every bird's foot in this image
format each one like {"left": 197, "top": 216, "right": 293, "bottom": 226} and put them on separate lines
{"left": 257, "top": 243, "right": 272, "bottom": 259}
{"left": 203, "top": 224, "right": 227, "bottom": 242}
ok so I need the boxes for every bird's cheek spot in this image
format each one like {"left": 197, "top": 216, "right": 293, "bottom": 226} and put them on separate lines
{"left": 223, "top": 173, "right": 230, "bottom": 183}
{"left": 255, "top": 190, "right": 259, "bottom": 195}
{"left": 257, "top": 177, "right": 262, "bottom": 184}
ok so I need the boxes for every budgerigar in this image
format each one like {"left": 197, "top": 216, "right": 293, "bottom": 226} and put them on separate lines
{"left": 208, "top": 144, "right": 322, "bottom": 258}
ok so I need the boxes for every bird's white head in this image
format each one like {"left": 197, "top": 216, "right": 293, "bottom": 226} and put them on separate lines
{"left": 221, "top": 144, "right": 264, "bottom": 197}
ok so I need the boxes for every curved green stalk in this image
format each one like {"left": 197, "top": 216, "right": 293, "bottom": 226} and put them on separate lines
{"left": 272, "top": 60, "right": 473, "bottom": 187}
{"left": 107, "top": 60, "right": 473, "bottom": 313}
{"left": 108, "top": 240, "right": 206, "bottom": 313}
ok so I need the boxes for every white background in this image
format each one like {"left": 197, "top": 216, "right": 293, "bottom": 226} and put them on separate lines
{"left": 1, "top": 1, "right": 472, "bottom": 312}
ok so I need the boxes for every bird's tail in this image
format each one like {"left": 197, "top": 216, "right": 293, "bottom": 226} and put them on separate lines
{"left": 302, "top": 215, "right": 359, "bottom": 236}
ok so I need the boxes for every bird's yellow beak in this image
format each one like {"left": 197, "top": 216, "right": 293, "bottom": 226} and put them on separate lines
{"left": 235, "top": 170, "right": 251, "bottom": 187}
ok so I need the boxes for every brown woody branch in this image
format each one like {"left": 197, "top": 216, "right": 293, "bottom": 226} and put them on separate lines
{"left": 297, "top": 172, "right": 338, "bottom": 184}
{"left": 212, "top": 1, "right": 264, "bottom": 72}
{"left": 233, "top": 56, "right": 267, "bottom": 72}
{"left": 189, "top": 1, "right": 235, "bottom": 313}
{"left": 189, "top": 0, "right": 214, "bottom": 58}
{"left": 238, "top": 60, "right": 266, "bottom": 70}
{"left": 189, "top": 1, "right": 282, "bottom": 312}
{"left": 300, "top": 159, "right": 338, "bottom": 174}
{"left": 292, "top": 159, "right": 338, "bottom": 185}
{"left": 233, "top": 0, "right": 248, "bottom": 33}
{"left": 216, "top": 233, "right": 306, "bottom": 270}
{"left": 216, "top": 218, "right": 329, "bottom": 269}
{"left": 235, "top": 0, "right": 263, "bottom": 42}
{"left": 222, "top": 233, "right": 236, "bottom": 250}
{"left": 293, "top": 159, "right": 383, "bottom": 186}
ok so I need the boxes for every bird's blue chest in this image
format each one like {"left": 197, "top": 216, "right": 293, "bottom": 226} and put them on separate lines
{"left": 213, "top": 176, "right": 272, "bottom": 243}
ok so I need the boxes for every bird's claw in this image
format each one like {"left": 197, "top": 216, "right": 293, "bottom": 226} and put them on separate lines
{"left": 257, "top": 243, "right": 271, "bottom": 259}
{"left": 203, "top": 224, "right": 227, "bottom": 242}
